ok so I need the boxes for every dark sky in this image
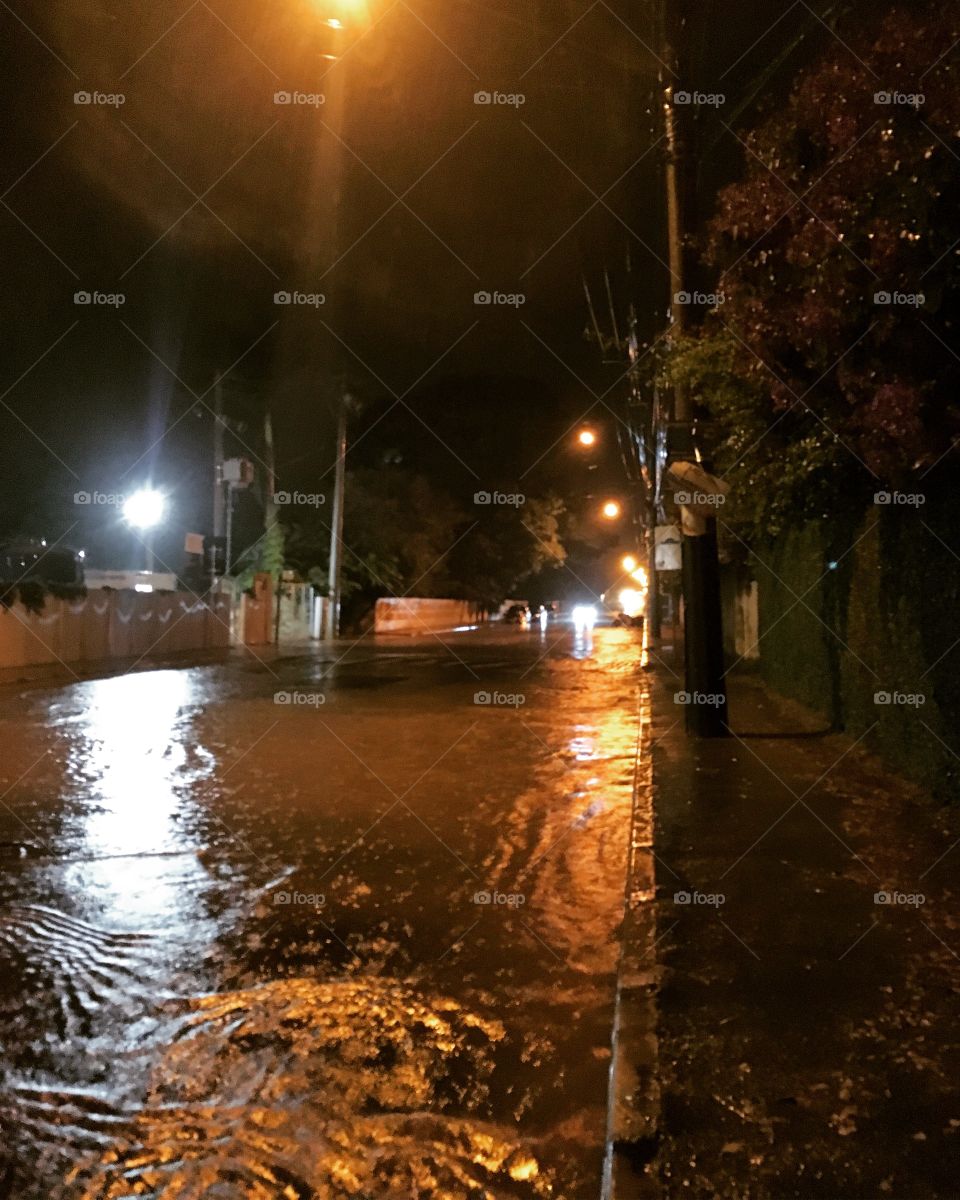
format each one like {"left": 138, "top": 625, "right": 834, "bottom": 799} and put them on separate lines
{"left": 0, "top": 0, "right": 855, "bottom": 568}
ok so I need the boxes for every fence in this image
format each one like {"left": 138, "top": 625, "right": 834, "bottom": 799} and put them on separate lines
{"left": 0, "top": 590, "right": 231, "bottom": 670}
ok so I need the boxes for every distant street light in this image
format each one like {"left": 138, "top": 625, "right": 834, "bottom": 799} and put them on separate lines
{"left": 601, "top": 500, "right": 621, "bottom": 520}
{"left": 577, "top": 428, "right": 597, "bottom": 447}
{"left": 123, "top": 488, "right": 166, "bottom": 572}
{"left": 621, "top": 554, "right": 638, "bottom": 572}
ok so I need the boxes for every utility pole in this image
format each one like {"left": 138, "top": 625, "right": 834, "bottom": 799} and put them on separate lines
{"left": 211, "top": 372, "right": 225, "bottom": 589}
{"left": 225, "top": 483, "right": 235, "bottom": 577}
{"left": 319, "top": 12, "right": 350, "bottom": 641}
{"left": 625, "top": 299, "right": 662, "bottom": 648}
{"left": 663, "top": 81, "right": 729, "bottom": 736}
{"left": 323, "top": 396, "right": 347, "bottom": 640}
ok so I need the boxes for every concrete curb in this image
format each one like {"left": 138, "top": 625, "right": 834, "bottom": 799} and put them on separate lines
{"left": 602, "top": 673, "right": 662, "bottom": 1199}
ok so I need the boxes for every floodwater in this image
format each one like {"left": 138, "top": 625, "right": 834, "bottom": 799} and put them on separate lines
{"left": 0, "top": 624, "right": 643, "bottom": 1198}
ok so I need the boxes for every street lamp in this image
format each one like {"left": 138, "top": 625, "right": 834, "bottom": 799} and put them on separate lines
{"left": 577, "top": 428, "right": 597, "bottom": 448}
{"left": 123, "top": 488, "right": 165, "bottom": 572}
{"left": 314, "top": 0, "right": 368, "bottom": 26}
{"left": 601, "top": 500, "right": 621, "bottom": 520}
{"left": 621, "top": 554, "right": 638, "bottom": 572}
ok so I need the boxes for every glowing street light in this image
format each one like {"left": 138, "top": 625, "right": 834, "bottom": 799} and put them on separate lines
{"left": 315, "top": 0, "right": 368, "bottom": 25}
{"left": 577, "top": 428, "right": 597, "bottom": 448}
{"left": 601, "top": 500, "right": 621, "bottom": 520}
{"left": 621, "top": 554, "right": 638, "bottom": 573}
{"left": 123, "top": 488, "right": 166, "bottom": 573}
{"left": 123, "top": 488, "right": 165, "bottom": 530}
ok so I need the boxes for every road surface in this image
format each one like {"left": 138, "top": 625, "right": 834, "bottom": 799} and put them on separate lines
{"left": 0, "top": 623, "right": 644, "bottom": 1198}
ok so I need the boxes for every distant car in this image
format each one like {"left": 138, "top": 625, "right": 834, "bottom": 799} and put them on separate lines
{"left": 502, "top": 603, "right": 531, "bottom": 626}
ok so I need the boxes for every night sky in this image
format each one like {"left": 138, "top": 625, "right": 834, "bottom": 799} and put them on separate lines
{"left": 0, "top": 0, "right": 841, "bottom": 571}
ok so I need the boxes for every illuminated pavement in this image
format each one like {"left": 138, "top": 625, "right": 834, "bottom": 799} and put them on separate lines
{"left": 0, "top": 624, "right": 644, "bottom": 1198}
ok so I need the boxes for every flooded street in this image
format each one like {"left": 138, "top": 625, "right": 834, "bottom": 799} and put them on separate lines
{"left": 0, "top": 625, "right": 643, "bottom": 1198}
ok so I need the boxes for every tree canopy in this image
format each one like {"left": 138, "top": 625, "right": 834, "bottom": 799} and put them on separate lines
{"left": 665, "top": 3, "right": 960, "bottom": 540}
{"left": 280, "top": 468, "right": 567, "bottom": 620}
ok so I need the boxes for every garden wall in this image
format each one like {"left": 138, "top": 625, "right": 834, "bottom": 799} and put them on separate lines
{"left": 374, "top": 598, "right": 484, "bottom": 634}
{"left": 0, "top": 590, "right": 231, "bottom": 670}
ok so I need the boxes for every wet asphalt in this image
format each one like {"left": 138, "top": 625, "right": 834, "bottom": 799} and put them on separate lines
{"left": 0, "top": 623, "right": 644, "bottom": 1198}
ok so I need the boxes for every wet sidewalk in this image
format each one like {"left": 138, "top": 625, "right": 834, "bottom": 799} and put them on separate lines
{"left": 617, "top": 648, "right": 960, "bottom": 1199}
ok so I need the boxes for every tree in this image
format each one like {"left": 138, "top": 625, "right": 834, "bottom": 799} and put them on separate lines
{"left": 450, "top": 495, "right": 567, "bottom": 608}
{"left": 280, "top": 468, "right": 464, "bottom": 628}
{"left": 666, "top": 3, "right": 960, "bottom": 540}
{"left": 282, "top": 472, "right": 568, "bottom": 617}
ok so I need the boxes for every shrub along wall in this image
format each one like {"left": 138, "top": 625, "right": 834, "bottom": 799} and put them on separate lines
{"left": 754, "top": 487, "right": 960, "bottom": 801}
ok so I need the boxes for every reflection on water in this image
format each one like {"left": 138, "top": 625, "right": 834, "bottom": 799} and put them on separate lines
{"left": 569, "top": 730, "right": 596, "bottom": 761}
{"left": 1, "top": 668, "right": 560, "bottom": 1198}
{"left": 6, "top": 975, "right": 553, "bottom": 1199}
{"left": 66, "top": 1108, "right": 550, "bottom": 1200}
{"left": 571, "top": 626, "right": 594, "bottom": 660}
{"left": 62, "top": 670, "right": 209, "bottom": 930}
{"left": 0, "top": 632, "right": 644, "bottom": 1198}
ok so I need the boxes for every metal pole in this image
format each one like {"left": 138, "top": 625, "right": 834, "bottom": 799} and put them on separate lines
{"left": 324, "top": 397, "right": 347, "bottom": 640}
{"left": 225, "top": 483, "right": 234, "bottom": 577}
{"left": 212, "top": 372, "right": 225, "bottom": 588}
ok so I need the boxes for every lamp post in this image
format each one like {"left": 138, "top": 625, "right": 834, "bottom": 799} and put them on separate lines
{"left": 315, "top": 2, "right": 358, "bottom": 640}
{"left": 123, "top": 488, "right": 166, "bottom": 573}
